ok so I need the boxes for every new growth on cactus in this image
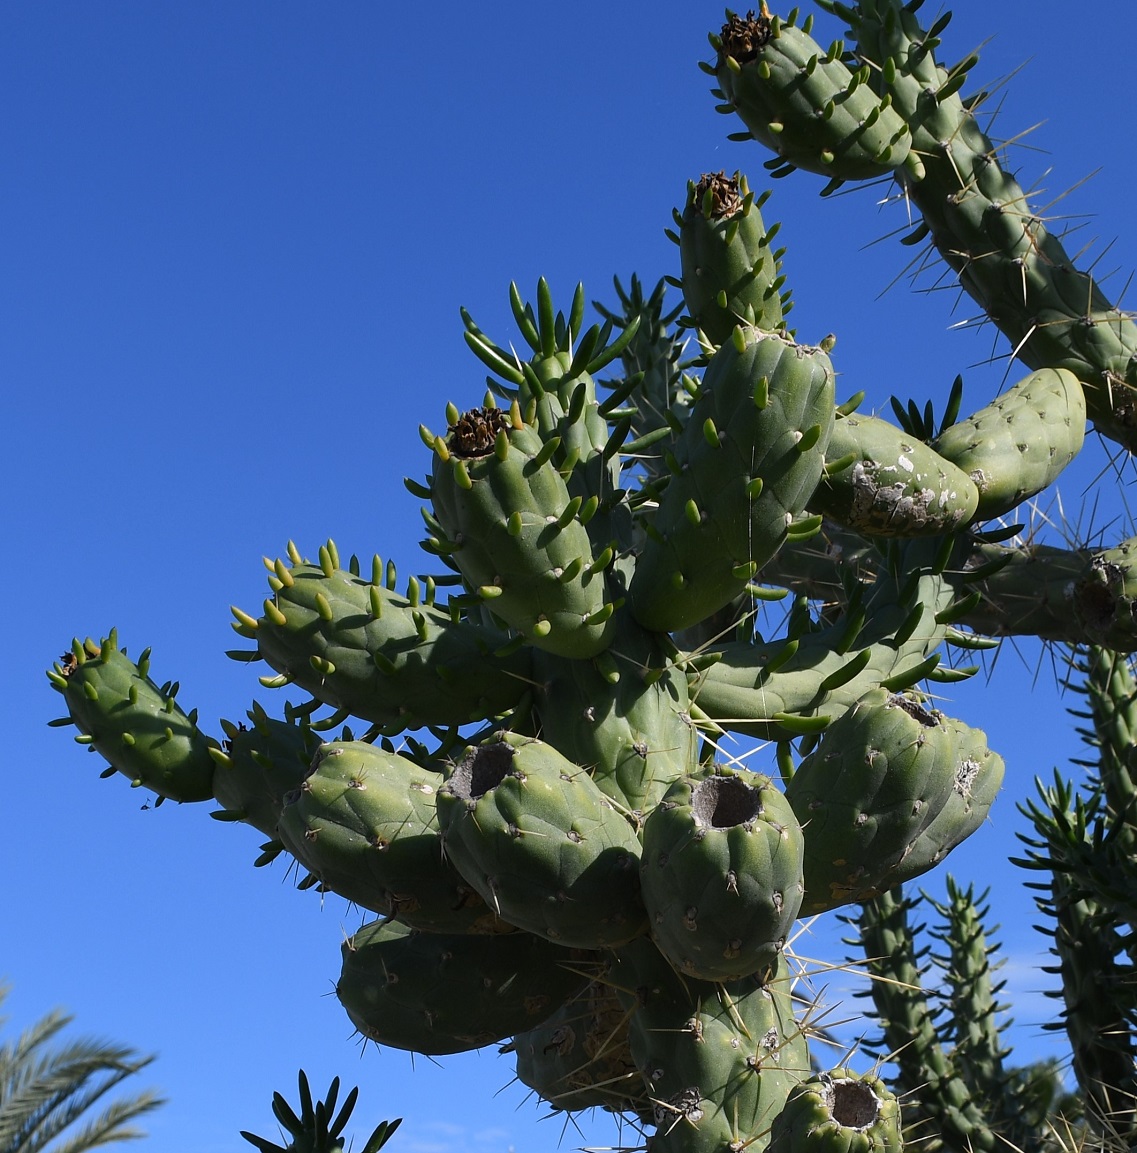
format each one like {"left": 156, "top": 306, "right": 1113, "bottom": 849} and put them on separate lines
{"left": 42, "top": 2, "right": 1137, "bottom": 1151}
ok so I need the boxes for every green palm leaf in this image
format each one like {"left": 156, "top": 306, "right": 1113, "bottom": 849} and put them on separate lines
{"left": 0, "top": 986, "right": 163, "bottom": 1153}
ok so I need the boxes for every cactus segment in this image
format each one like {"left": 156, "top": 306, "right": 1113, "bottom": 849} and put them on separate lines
{"left": 678, "top": 171, "right": 785, "bottom": 344}
{"left": 690, "top": 563, "right": 955, "bottom": 741}
{"left": 767, "top": 1068, "right": 902, "bottom": 1153}
{"left": 211, "top": 704, "right": 321, "bottom": 836}
{"left": 50, "top": 634, "right": 216, "bottom": 803}
{"left": 639, "top": 768, "right": 805, "bottom": 982}
{"left": 276, "top": 740, "right": 501, "bottom": 934}
{"left": 336, "top": 919, "right": 589, "bottom": 1055}
{"left": 784, "top": 687, "right": 1002, "bottom": 913}
{"left": 611, "top": 941, "right": 809, "bottom": 1152}
{"left": 902, "top": 718, "right": 1004, "bottom": 879}
{"left": 462, "top": 281, "right": 632, "bottom": 520}
{"left": 506, "top": 979, "right": 648, "bottom": 1116}
{"left": 932, "top": 368, "right": 1086, "bottom": 519}
{"left": 713, "top": 8, "right": 912, "bottom": 180}
{"left": 436, "top": 732, "right": 647, "bottom": 947}
{"left": 843, "top": 0, "right": 1137, "bottom": 451}
{"left": 629, "top": 326, "right": 835, "bottom": 633}
{"left": 430, "top": 409, "right": 617, "bottom": 658}
{"left": 533, "top": 615, "right": 699, "bottom": 816}
{"left": 814, "top": 413, "right": 980, "bottom": 536}
{"left": 253, "top": 552, "right": 530, "bottom": 731}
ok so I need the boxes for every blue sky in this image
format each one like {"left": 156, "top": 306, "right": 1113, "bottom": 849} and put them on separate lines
{"left": 6, "top": 2, "right": 1137, "bottom": 1150}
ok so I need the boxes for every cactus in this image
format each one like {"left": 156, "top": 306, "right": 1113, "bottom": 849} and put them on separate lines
{"left": 241, "top": 1070, "right": 400, "bottom": 1153}
{"left": 41, "top": 3, "right": 1137, "bottom": 1151}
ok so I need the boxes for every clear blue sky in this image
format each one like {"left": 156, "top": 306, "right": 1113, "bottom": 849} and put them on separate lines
{"left": 6, "top": 3, "right": 1136, "bottom": 1150}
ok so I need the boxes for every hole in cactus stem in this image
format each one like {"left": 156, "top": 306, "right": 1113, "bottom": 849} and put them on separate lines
{"left": 691, "top": 775, "right": 759, "bottom": 828}
{"left": 829, "top": 1079, "right": 880, "bottom": 1129}
{"left": 889, "top": 692, "right": 941, "bottom": 727}
{"left": 450, "top": 741, "right": 514, "bottom": 800}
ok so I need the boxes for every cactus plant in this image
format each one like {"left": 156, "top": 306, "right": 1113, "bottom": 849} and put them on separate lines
{"left": 241, "top": 1070, "right": 400, "bottom": 1153}
{"left": 38, "top": 2, "right": 1137, "bottom": 1151}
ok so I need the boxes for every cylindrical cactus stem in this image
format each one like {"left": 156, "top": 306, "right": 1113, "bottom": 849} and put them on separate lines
{"left": 1081, "top": 647, "right": 1137, "bottom": 854}
{"left": 840, "top": 0, "right": 1137, "bottom": 451}
{"left": 460, "top": 279, "right": 640, "bottom": 526}
{"left": 1015, "top": 647, "right": 1137, "bottom": 1142}
{"left": 276, "top": 740, "right": 504, "bottom": 934}
{"left": 336, "top": 919, "right": 591, "bottom": 1056}
{"left": 429, "top": 405, "right": 620, "bottom": 659}
{"left": 435, "top": 732, "right": 648, "bottom": 947}
{"left": 674, "top": 170, "right": 786, "bottom": 343}
{"left": 925, "top": 880, "right": 1019, "bottom": 1136}
{"left": 1071, "top": 535, "right": 1137, "bottom": 651}
{"left": 1017, "top": 784, "right": 1137, "bottom": 1146}
{"left": 766, "top": 1068, "right": 902, "bottom": 1153}
{"left": 932, "top": 367, "right": 1086, "bottom": 520}
{"left": 505, "top": 977, "right": 648, "bottom": 1117}
{"left": 639, "top": 766, "right": 804, "bottom": 983}
{"left": 249, "top": 539, "right": 532, "bottom": 731}
{"left": 709, "top": 5, "right": 915, "bottom": 181}
{"left": 610, "top": 938, "right": 809, "bottom": 1152}
{"left": 593, "top": 274, "right": 691, "bottom": 486}
{"left": 814, "top": 411, "right": 980, "bottom": 536}
{"left": 629, "top": 324, "right": 835, "bottom": 634}
{"left": 209, "top": 701, "right": 321, "bottom": 837}
{"left": 532, "top": 612, "right": 699, "bottom": 817}
{"left": 784, "top": 689, "right": 1003, "bottom": 914}
{"left": 852, "top": 885, "right": 999, "bottom": 1152}
{"left": 688, "top": 552, "right": 956, "bottom": 743}
{"left": 47, "top": 631, "right": 217, "bottom": 803}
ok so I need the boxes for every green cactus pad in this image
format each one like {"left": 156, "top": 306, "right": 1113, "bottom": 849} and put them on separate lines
{"left": 429, "top": 406, "right": 617, "bottom": 658}
{"left": 629, "top": 325, "right": 835, "bottom": 633}
{"left": 640, "top": 768, "right": 804, "bottom": 982}
{"left": 210, "top": 703, "right": 321, "bottom": 837}
{"left": 678, "top": 170, "right": 784, "bottom": 344}
{"left": 277, "top": 740, "right": 503, "bottom": 934}
{"left": 507, "top": 979, "right": 648, "bottom": 1116}
{"left": 251, "top": 543, "right": 530, "bottom": 731}
{"left": 336, "top": 919, "right": 589, "bottom": 1056}
{"left": 48, "top": 632, "right": 216, "bottom": 803}
{"left": 932, "top": 368, "right": 1086, "bottom": 519}
{"left": 785, "top": 687, "right": 997, "bottom": 913}
{"left": 814, "top": 412, "right": 980, "bottom": 537}
{"left": 436, "top": 732, "right": 647, "bottom": 947}
{"left": 712, "top": 7, "right": 913, "bottom": 181}
{"left": 767, "top": 1068, "right": 902, "bottom": 1153}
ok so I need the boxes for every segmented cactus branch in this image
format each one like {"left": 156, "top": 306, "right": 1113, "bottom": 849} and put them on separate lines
{"left": 44, "top": 4, "right": 1137, "bottom": 1150}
